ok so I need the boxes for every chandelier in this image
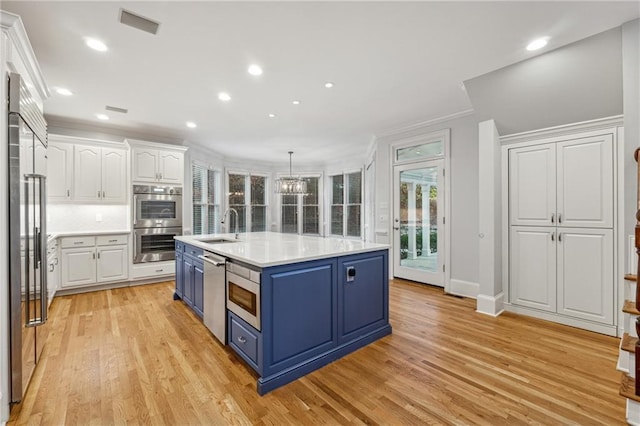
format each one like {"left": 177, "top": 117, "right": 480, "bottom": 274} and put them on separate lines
{"left": 275, "top": 151, "right": 307, "bottom": 195}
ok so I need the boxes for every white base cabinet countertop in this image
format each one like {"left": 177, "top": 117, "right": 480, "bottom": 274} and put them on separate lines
{"left": 174, "top": 232, "right": 389, "bottom": 268}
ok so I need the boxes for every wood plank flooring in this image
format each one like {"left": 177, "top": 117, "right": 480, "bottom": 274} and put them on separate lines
{"left": 9, "top": 279, "right": 624, "bottom": 425}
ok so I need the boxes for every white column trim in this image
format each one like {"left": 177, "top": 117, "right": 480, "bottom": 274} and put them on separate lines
{"left": 476, "top": 293, "right": 505, "bottom": 317}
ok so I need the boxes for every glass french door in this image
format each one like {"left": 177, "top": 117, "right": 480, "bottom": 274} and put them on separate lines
{"left": 393, "top": 159, "right": 444, "bottom": 286}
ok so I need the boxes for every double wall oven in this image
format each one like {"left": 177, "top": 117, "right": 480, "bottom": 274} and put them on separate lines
{"left": 133, "top": 185, "right": 182, "bottom": 263}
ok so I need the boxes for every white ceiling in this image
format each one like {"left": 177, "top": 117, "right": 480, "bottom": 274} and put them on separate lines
{"left": 4, "top": 1, "right": 639, "bottom": 164}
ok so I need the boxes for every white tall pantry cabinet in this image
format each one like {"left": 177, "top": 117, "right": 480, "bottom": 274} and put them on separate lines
{"left": 504, "top": 123, "right": 619, "bottom": 335}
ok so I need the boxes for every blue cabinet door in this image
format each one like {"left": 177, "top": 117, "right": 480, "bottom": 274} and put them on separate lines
{"left": 262, "top": 258, "right": 337, "bottom": 377}
{"left": 183, "top": 255, "right": 194, "bottom": 306}
{"left": 338, "top": 251, "right": 388, "bottom": 344}
{"left": 193, "top": 260, "right": 204, "bottom": 318}
{"left": 175, "top": 251, "right": 184, "bottom": 298}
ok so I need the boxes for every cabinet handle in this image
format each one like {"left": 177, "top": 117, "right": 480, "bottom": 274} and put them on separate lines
{"left": 155, "top": 269, "right": 163, "bottom": 273}
{"left": 108, "top": 239, "right": 117, "bottom": 243}
{"left": 551, "top": 232, "right": 555, "bottom": 242}
{"left": 67, "top": 189, "right": 70, "bottom": 197}
{"left": 551, "top": 213, "right": 554, "bottom": 224}
{"left": 97, "top": 252, "right": 101, "bottom": 259}
{"left": 558, "top": 233, "right": 562, "bottom": 242}
{"left": 159, "top": 173, "right": 163, "bottom": 180}
{"left": 92, "top": 253, "right": 96, "bottom": 259}
{"left": 102, "top": 191, "right": 106, "bottom": 198}
{"left": 98, "top": 190, "right": 101, "bottom": 198}
{"left": 558, "top": 214, "right": 562, "bottom": 224}
{"left": 74, "top": 241, "right": 83, "bottom": 245}
{"left": 237, "top": 336, "right": 247, "bottom": 344}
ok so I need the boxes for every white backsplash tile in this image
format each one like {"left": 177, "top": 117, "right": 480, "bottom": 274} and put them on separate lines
{"left": 47, "top": 204, "right": 129, "bottom": 232}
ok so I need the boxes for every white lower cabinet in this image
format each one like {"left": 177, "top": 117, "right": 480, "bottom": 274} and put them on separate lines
{"left": 510, "top": 226, "right": 614, "bottom": 325}
{"left": 60, "top": 234, "right": 129, "bottom": 289}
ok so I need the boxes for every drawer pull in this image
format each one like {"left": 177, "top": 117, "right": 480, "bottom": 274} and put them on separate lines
{"left": 155, "top": 269, "right": 163, "bottom": 273}
{"left": 74, "top": 242, "right": 83, "bottom": 245}
{"left": 108, "top": 239, "right": 117, "bottom": 243}
{"left": 237, "top": 336, "right": 247, "bottom": 344}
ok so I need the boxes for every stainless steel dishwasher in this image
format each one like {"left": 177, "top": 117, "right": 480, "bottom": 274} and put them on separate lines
{"left": 198, "top": 251, "right": 227, "bottom": 344}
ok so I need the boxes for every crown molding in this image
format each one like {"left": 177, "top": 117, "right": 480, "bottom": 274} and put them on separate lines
{"left": 1, "top": 11, "right": 50, "bottom": 100}
{"left": 374, "top": 108, "right": 475, "bottom": 142}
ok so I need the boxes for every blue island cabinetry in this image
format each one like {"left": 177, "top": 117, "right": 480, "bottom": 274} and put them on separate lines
{"left": 174, "top": 241, "right": 204, "bottom": 318}
{"left": 175, "top": 240, "right": 390, "bottom": 394}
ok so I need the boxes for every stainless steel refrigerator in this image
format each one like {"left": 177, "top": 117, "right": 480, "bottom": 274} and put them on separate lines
{"left": 8, "top": 72, "right": 48, "bottom": 403}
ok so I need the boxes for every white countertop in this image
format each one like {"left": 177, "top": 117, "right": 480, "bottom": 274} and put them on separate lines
{"left": 175, "top": 232, "right": 389, "bottom": 268}
{"left": 48, "top": 229, "right": 131, "bottom": 243}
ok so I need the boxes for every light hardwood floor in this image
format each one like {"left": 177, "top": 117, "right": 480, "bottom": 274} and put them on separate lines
{"left": 9, "top": 279, "right": 624, "bottom": 425}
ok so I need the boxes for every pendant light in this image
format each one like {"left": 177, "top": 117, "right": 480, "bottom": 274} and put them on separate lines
{"left": 275, "top": 151, "right": 307, "bottom": 195}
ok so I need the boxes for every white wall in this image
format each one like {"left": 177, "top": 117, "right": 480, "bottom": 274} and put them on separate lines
{"left": 623, "top": 19, "right": 640, "bottom": 274}
{"left": 373, "top": 112, "right": 480, "bottom": 291}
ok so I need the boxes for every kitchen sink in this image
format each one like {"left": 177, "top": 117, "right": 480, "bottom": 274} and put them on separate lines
{"left": 198, "top": 238, "right": 239, "bottom": 244}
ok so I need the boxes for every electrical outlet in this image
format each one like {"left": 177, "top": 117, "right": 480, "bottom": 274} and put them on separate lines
{"left": 96, "top": 213, "right": 103, "bottom": 222}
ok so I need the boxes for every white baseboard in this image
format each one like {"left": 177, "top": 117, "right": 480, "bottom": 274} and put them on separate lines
{"left": 628, "top": 399, "right": 640, "bottom": 426}
{"left": 476, "top": 292, "right": 504, "bottom": 317}
{"left": 449, "top": 279, "right": 479, "bottom": 299}
{"left": 506, "top": 304, "right": 618, "bottom": 336}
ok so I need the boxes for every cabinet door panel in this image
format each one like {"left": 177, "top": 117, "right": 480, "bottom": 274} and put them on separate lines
{"left": 510, "top": 226, "right": 556, "bottom": 312}
{"left": 73, "top": 145, "right": 101, "bottom": 201}
{"left": 175, "top": 251, "right": 184, "bottom": 298}
{"left": 97, "top": 246, "right": 128, "bottom": 283}
{"left": 133, "top": 149, "right": 158, "bottom": 182}
{"left": 183, "top": 256, "right": 194, "bottom": 306}
{"left": 557, "top": 135, "right": 613, "bottom": 228}
{"left": 47, "top": 143, "right": 73, "bottom": 201}
{"left": 101, "top": 148, "right": 127, "bottom": 203}
{"left": 193, "top": 261, "right": 204, "bottom": 318}
{"left": 267, "top": 262, "right": 336, "bottom": 371}
{"left": 557, "top": 229, "right": 613, "bottom": 324}
{"left": 509, "top": 144, "right": 556, "bottom": 226}
{"left": 338, "top": 253, "right": 387, "bottom": 343}
{"left": 158, "top": 151, "right": 183, "bottom": 183}
{"left": 60, "top": 248, "right": 96, "bottom": 287}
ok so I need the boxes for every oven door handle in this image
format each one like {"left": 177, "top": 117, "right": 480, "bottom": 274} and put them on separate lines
{"left": 198, "top": 254, "right": 226, "bottom": 267}
{"left": 133, "top": 231, "right": 137, "bottom": 262}
{"left": 133, "top": 195, "right": 138, "bottom": 226}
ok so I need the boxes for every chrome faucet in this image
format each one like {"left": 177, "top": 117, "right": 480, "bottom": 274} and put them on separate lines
{"left": 221, "top": 208, "right": 239, "bottom": 239}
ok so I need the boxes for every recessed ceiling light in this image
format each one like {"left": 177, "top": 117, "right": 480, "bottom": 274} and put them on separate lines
{"left": 526, "top": 37, "right": 549, "bottom": 51}
{"left": 248, "top": 64, "right": 263, "bottom": 76}
{"left": 324, "top": 82, "right": 334, "bottom": 88}
{"left": 186, "top": 121, "right": 197, "bottom": 128}
{"left": 292, "top": 100, "right": 301, "bottom": 105}
{"left": 96, "top": 113, "right": 109, "bottom": 120}
{"left": 85, "top": 37, "right": 108, "bottom": 52}
{"left": 56, "top": 87, "right": 73, "bottom": 96}
{"left": 218, "top": 92, "right": 231, "bottom": 102}
{"left": 268, "top": 113, "right": 276, "bottom": 118}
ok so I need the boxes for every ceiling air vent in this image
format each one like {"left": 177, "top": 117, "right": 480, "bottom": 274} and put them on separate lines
{"left": 119, "top": 9, "right": 160, "bottom": 35}
{"left": 105, "top": 105, "right": 128, "bottom": 114}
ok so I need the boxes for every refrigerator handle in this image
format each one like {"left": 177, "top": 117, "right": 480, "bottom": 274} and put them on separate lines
{"left": 40, "top": 175, "right": 48, "bottom": 323}
{"left": 24, "top": 178, "right": 31, "bottom": 326}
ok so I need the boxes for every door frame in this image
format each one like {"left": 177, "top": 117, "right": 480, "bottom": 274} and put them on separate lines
{"left": 389, "top": 129, "right": 451, "bottom": 292}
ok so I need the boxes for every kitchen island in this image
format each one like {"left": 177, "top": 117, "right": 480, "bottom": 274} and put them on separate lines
{"left": 174, "top": 232, "right": 391, "bottom": 395}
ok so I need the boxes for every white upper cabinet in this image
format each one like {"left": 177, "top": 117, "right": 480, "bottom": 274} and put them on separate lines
{"left": 132, "top": 147, "right": 184, "bottom": 184}
{"left": 47, "top": 142, "right": 73, "bottom": 201}
{"left": 74, "top": 144, "right": 127, "bottom": 203}
{"left": 556, "top": 135, "right": 613, "bottom": 228}
{"left": 509, "top": 143, "right": 556, "bottom": 226}
{"left": 509, "top": 134, "right": 613, "bottom": 228}
{"left": 74, "top": 145, "right": 102, "bottom": 201}
{"left": 101, "top": 148, "right": 127, "bottom": 203}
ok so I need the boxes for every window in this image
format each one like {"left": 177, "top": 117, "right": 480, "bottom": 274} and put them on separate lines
{"left": 330, "top": 171, "right": 362, "bottom": 238}
{"left": 279, "top": 176, "right": 321, "bottom": 235}
{"left": 192, "top": 163, "right": 220, "bottom": 235}
{"left": 227, "top": 172, "right": 268, "bottom": 233}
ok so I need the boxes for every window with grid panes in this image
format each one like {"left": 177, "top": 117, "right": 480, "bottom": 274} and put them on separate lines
{"left": 279, "top": 176, "right": 320, "bottom": 235}
{"left": 192, "top": 163, "right": 220, "bottom": 235}
{"left": 330, "top": 171, "right": 362, "bottom": 238}
{"left": 227, "top": 173, "right": 268, "bottom": 233}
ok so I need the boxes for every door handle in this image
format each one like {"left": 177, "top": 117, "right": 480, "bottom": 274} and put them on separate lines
{"left": 393, "top": 227, "right": 400, "bottom": 230}
{"left": 133, "top": 195, "right": 138, "bottom": 226}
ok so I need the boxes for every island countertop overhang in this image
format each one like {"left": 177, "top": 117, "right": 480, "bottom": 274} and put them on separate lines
{"left": 174, "top": 231, "right": 389, "bottom": 268}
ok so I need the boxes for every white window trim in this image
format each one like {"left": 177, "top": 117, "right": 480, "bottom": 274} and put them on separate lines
{"left": 225, "top": 169, "right": 270, "bottom": 233}
{"left": 276, "top": 173, "right": 323, "bottom": 236}
{"left": 327, "top": 168, "right": 364, "bottom": 240}
{"left": 191, "top": 160, "right": 222, "bottom": 235}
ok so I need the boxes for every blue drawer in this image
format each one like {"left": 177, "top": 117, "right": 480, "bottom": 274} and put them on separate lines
{"left": 184, "top": 245, "right": 202, "bottom": 259}
{"left": 175, "top": 241, "right": 184, "bottom": 252}
{"left": 229, "top": 314, "right": 259, "bottom": 366}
